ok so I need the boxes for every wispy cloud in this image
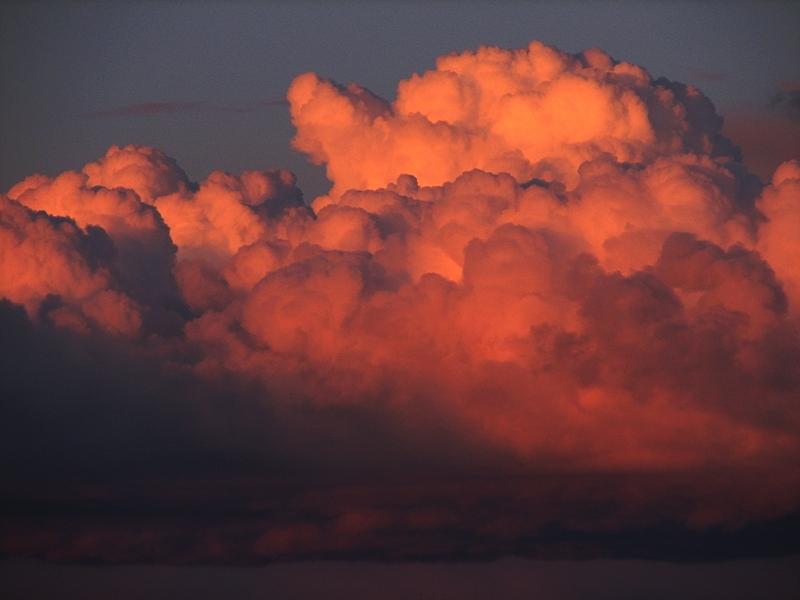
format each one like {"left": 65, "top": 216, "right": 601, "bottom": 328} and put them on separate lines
{"left": 685, "top": 67, "right": 727, "bottom": 82}
{"left": 768, "top": 81, "right": 800, "bottom": 121}
{"left": 84, "top": 98, "right": 288, "bottom": 118}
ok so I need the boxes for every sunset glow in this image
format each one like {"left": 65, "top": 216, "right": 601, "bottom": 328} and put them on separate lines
{"left": 1, "top": 3, "right": 799, "bottom": 598}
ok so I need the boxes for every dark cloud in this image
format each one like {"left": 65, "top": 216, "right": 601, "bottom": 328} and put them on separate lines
{"left": 768, "top": 88, "right": 800, "bottom": 121}
{"left": 2, "top": 556, "right": 799, "bottom": 600}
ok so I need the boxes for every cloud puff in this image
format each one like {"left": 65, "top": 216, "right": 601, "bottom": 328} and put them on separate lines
{"left": 756, "top": 160, "right": 800, "bottom": 310}
{"left": 82, "top": 144, "right": 191, "bottom": 204}
{"left": 0, "top": 197, "right": 142, "bottom": 335}
{"left": 7, "top": 166, "right": 179, "bottom": 310}
{"left": 1, "top": 40, "right": 799, "bottom": 564}
{"left": 152, "top": 168, "right": 305, "bottom": 265}
{"left": 82, "top": 144, "right": 306, "bottom": 264}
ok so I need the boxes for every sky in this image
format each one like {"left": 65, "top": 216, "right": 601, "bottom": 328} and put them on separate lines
{"left": 1, "top": 1, "right": 798, "bottom": 197}
{"left": 1, "top": 1, "right": 800, "bottom": 597}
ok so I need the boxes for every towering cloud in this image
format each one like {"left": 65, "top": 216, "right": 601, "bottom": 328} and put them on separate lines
{"left": 289, "top": 41, "right": 734, "bottom": 195}
{"left": 1, "top": 41, "right": 798, "bottom": 563}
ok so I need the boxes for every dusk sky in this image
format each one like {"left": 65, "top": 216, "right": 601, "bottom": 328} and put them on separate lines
{"left": 2, "top": 1, "right": 798, "bottom": 195}
{"left": 1, "top": 1, "right": 799, "bottom": 598}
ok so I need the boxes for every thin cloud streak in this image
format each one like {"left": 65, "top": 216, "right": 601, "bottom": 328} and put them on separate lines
{"left": 83, "top": 98, "right": 289, "bottom": 118}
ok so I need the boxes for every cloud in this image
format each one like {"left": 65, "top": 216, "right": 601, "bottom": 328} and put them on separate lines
{"left": 83, "top": 98, "right": 289, "bottom": 118}
{"left": 85, "top": 101, "right": 204, "bottom": 117}
{"left": 756, "top": 160, "right": 800, "bottom": 310}
{"left": 768, "top": 85, "right": 800, "bottom": 121}
{"left": 7, "top": 163, "right": 180, "bottom": 313}
{"left": 288, "top": 42, "right": 735, "bottom": 196}
{"left": 1, "top": 40, "right": 799, "bottom": 564}
{"left": 0, "top": 197, "right": 143, "bottom": 335}
{"left": 685, "top": 67, "right": 727, "bottom": 82}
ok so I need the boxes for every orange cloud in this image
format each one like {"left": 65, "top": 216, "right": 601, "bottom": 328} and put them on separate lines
{"left": 0, "top": 197, "right": 142, "bottom": 335}
{"left": 289, "top": 41, "right": 733, "bottom": 196}
{"left": 756, "top": 160, "right": 800, "bottom": 311}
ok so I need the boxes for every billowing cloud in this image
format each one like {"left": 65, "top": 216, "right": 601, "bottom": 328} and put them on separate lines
{"left": 0, "top": 197, "right": 142, "bottom": 335}
{"left": 1, "top": 40, "right": 799, "bottom": 564}
{"left": 289, "top": 41, "right": 735, "bottom": 195}
{"left": 7, "top": 164, "right": 179, "bottom": 312}
{"left": 756, "top": 160, "right": 800, "bottom": 310}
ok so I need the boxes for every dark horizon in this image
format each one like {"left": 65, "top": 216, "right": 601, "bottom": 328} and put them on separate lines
{"left": 4, "top": 556, "right": 800, "bottom": 600}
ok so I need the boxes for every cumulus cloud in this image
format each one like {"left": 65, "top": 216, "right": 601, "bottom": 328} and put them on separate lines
{"left": 289, "top": 41, "right": 735, "bottom": 195}
{"left": 1, "top": 40, "right": 799, "bottom": 563}
{"left": 0, "top": 197, "right": 143, "bottom": 335}
{"left": 756, "top": 160, "right": 800, "bottom": 310}
{"left": 7, "top": 165, "right": 179, "bottom": 312}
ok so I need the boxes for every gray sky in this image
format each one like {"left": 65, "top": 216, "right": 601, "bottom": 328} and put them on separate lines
{"left": 2, "top": 1, "right": 798, "bottom": 198}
